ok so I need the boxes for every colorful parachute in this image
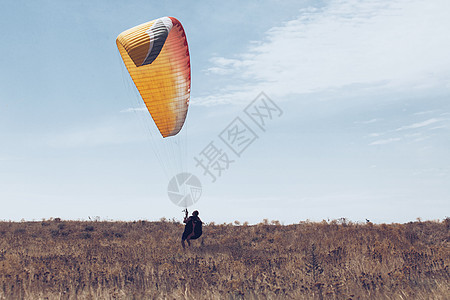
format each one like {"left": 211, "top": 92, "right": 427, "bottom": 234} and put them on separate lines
{"left": 116, "top": 17, "right": 190, "bottom": 138}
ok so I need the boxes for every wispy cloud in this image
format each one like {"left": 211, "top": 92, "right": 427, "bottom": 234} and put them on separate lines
{"left": 413, "top": 110, "right": 438, "bottom": 116}
{"left": 369, "top": 137, "right": 401, "bottom": 145}
{"left": 356, "top": 118, "right": 381, "bottom": 124}
{"left": 195, "top": 0, "right": 450, "bottom": 105}
{"left": 368, "top": 132, "right": 383, "bottom": 137}
{"left": 120, "top": 107, "right": 147, "bottom": 113}
{"left": 205, "top": 57, "right": 247, "bottom": 75}
{"left": 365, "top": 114, "right": 450, "bottom": 146}
{"left": 395, "top": 118, "right": 442, "bottom": 131}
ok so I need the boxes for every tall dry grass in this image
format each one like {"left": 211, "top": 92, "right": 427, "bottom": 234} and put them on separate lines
{"left": 0, "top": 218, "right": 448, "bottom": 299}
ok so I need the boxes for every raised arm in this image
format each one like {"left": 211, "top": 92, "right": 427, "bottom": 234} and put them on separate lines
{"left": 183, "top": 209, "right": 189, "bottom": 223}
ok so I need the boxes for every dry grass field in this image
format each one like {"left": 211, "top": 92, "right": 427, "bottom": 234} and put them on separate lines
{"left": 0, "top": 218, "right": 448, "bottom": 299}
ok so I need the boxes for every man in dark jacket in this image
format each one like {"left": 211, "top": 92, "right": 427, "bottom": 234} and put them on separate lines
{"left": 181, "top": 209, "right": 202, "bottom": 249}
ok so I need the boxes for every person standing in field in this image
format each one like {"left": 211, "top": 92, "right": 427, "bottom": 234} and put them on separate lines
{"left": 181, "top": 209, "right": 202, "bottom": 249}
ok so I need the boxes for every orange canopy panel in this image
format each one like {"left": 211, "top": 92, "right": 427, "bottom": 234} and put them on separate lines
{"left": 117, "top": 17, "right": 190, "bottom": 137}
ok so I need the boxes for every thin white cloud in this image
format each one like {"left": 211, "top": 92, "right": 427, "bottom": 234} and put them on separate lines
{"left": 365, "top": 112, "right": 450, "bottom": 146}
{"left": 429, "top": 125, "right": 449, "bottom": 130}
{"left": 412, "top": 136, "right": 431, "bottom": 143}
{"left": 368, "top": 132, "right": 383, "bottom": 137}
{"left": 205, "top": 57, "right": 247, "bottom": 75}
{"left": 195, "top": 0, "right": 450, "bottom": 105}
{"left": 366, "top": 114, "right": 449, "bottom": 145}
{"left": 120, "top": 107, "right": 147, "bottom": 113}
{"left": 395, "top": 118, "right": 442, "bottom": 131}
{"left": 404, "top": 132, "right": 421, "bottom": 138}
{"left": 369, "top": 137, "right": 401, "bottom": 145}
{"left": 356, "top": 118, "right": 380, "bottom": 124}
{"left": 413, "top": 110, "right": 438, "bottom": 116}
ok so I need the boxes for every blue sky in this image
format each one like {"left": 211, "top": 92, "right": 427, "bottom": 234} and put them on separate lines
{"left": 1, "top": 0, "right": 449, "bottom": 223}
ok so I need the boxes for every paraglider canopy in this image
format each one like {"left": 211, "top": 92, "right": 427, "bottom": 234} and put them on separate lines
{"left": 116, "top": 16, "right": 191, "bottom": 138}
